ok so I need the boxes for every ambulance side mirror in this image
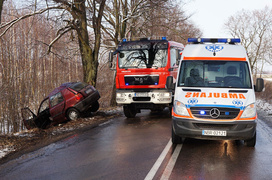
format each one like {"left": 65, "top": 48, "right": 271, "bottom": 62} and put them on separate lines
{"left": 255, "top": 78, "right": 264, "bottom": 92}
{"left": 166, "top": 76, "right": 175, "bottom": 90}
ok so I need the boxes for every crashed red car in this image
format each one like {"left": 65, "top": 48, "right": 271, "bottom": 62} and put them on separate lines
{"left": 22, "top": 82, "right": 100, "bottom": 129}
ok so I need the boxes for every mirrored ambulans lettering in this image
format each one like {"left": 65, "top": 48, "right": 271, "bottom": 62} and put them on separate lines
{"left": 185, "top": 92, "right": 246, "bottom": 99}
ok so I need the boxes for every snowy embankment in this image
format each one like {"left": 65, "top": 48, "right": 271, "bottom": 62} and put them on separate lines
{"left": 0, "top": 129, "right": 36, "bottom": 159}
{"left": 0, "top": 147, "right": 15, "bottom": 159}
{"left": 256, "top": 99, "right": 272, "bottom": 115}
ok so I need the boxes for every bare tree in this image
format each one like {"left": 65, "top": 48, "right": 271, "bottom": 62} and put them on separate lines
{"left": 0, "top": 1, "right": 83, "bottom": 134}
{"left": 224, "top": 6, "right": 272, "bottom": 75}
{"left": 0, "top": 0, "right": 106, "bottom": 86}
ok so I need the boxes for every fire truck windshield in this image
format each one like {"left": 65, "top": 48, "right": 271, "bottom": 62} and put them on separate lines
{"left": 118, "top": 49, "right": 167, "bottom": 69}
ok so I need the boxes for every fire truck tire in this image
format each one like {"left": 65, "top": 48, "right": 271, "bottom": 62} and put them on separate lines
{"left": 168, "top": 106, "right": 172, "bottom": 117}
{"left": 123, "top": 105, "right": 136, "bottom": 118}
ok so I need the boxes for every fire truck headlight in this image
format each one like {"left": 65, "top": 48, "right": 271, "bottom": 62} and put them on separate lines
{"left": 174, "top": 100, "right": 189, "bottom": 116}
{"left": 163, "top": 92, "right": 171, "bottom": 97}
{"left": 158, "top": 92, "right": 171, "bottom": 101}
{"left": 116, "top": 93, "right": 126, "bottom": 102}
{"left": 240, "top": 103, "right": 256, "bottom": 118}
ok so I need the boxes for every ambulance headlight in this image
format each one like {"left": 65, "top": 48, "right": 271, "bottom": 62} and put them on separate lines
{"left": 173, "top": 100, "right": 189, "bottom": 116}
{"left": 240, "top": 103, "right": 256, "bottom": 118}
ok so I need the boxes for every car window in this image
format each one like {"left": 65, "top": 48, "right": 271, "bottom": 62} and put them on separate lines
{"left": 50, "top": 92, "right": 64, "bottom": 107}
{"left": 70, "top": 82, "right": 88, "bottom": 92}
{"left": 38, "top": 98, "right": 49, "bottom": 114}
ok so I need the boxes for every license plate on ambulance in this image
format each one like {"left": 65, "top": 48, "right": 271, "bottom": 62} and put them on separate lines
{"left": 202, "top": 130, "right": 227, "bottom": 136}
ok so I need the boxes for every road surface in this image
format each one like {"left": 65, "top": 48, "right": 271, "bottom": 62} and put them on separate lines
{"left": 0, "top": 109, "right": 272, "bottom": 180}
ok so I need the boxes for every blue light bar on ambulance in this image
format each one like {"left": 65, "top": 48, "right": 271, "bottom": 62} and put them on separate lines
{"left": 188, "top": 38, "right": 241, "bottom": 44}
{"left": 162, "top": 37, "right": 167, "bottom": 40}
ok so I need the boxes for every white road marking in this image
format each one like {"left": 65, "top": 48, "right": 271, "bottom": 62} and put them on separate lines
{"left": 144, "top": 139, "right": 172, "bottom": 180}
{"left": 144, "top": 139, "right": 183, "bottom": 180}
{"left": 160, "top": 144, "right": 182, "bottom": 180}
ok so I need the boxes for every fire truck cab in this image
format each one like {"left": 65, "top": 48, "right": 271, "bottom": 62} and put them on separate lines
{"left": 110, "top": 37, "right": 184, "bottom": 118}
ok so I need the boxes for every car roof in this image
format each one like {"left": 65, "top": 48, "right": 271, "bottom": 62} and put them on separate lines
{"left": 48, "top": 82, "right": 75, "bottom": 97}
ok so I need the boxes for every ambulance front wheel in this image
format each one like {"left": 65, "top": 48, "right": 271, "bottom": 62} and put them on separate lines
{"left": 172, "top": 126, "right": 183, "bottom": 144}
{"left": 123, "top": 105, "right": 137, "bottom": 118}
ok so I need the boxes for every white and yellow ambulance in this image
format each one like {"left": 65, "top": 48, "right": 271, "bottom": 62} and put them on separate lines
{"left": 169, "top": 38, "right": 264, "bottom": 147}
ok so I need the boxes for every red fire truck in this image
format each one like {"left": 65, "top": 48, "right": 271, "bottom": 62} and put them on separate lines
{"left": 109, "top": 37, "right": 184, "bottom": 118}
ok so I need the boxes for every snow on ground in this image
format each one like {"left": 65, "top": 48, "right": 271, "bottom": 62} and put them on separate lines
{"left": 0, "top": 129, "right": 34, "bottom": 159}
{"left": 0, "top": 147, "right": 15, "bottom": 159}
{"left": 256, "top": 99, "right": 272, "bottom": 115}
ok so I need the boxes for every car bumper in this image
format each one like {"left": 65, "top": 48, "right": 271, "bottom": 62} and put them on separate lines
{"left": 172, "top": 117, "right": 256, "bottom": 140}
{"left": 74, "top": 90, "right": 100, "bottom": 112}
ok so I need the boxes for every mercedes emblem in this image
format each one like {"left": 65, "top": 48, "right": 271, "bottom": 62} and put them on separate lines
{"left": 210, "top": 108, "right": 220, "bottom": 118}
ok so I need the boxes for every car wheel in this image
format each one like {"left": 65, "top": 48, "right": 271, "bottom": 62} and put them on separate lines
{"left": 66, "top": 108, "right": 80, "bottom": 121}
{"left": 245, "top": 132, "right": 256, "bottom": 147}
{"left": 123, "top": 105, "right": 136, "bottom": 118}
{"left": 90, "top": 101, "right": 99, "bottom": 112}
{"left": 172, "top": 126, "right": 183, "bottom": 144}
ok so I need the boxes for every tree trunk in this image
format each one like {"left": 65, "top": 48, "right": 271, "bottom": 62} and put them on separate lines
{"left": 73, "top": 0, "right": 106, "bottom": 87}
{"left": 0, "top": 0, "right": 4, "bottom": 23}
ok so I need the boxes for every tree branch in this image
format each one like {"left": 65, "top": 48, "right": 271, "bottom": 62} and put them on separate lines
{"left": 0, "top": 6, "right": 63, "bottom": 37}
{"left": 47, "top": 27, "right": 73, "bottom": 54}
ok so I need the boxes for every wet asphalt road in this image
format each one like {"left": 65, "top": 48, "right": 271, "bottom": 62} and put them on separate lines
{"left": 0, "top": 109, "right": 272, "bottom": 180}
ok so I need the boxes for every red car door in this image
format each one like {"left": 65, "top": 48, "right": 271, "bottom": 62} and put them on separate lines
{"left": 49, "top": 92, "right": 66, "bottom": 123}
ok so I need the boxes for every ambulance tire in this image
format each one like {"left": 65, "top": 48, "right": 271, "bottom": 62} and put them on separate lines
{"left": 123, "top": 105, "right": 136, "bottom": 118}
{"left": 245, "top": 132, "right": 256, "bottom": 147}
{"left": 172, "top": 126, "right": 183, "bottom": 144}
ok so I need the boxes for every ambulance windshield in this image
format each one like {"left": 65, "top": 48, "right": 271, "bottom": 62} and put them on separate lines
{"left": 178, "top": 60, "right": 252, "bottom": 88}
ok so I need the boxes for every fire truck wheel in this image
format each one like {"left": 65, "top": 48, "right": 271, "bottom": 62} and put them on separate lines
{"left": 168, "top": 106, "right": 172, "bottom": 117}
{"left": 123, "top": 105, "right": 136, "bottom": 118}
